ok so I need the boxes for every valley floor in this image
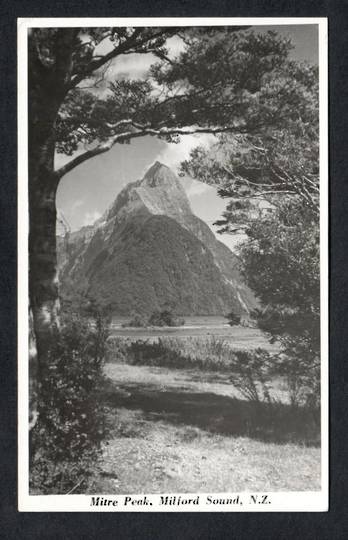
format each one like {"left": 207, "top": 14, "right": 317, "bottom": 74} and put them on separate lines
{"left": 109, "top": 318, "right": 278, "bottom": 351}
{"left": 90, "top": 363, "right": 321, "bottom": 494}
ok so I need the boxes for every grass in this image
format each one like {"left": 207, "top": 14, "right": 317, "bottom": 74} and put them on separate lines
{"left": 90, "top": 363, "right": 321, "bottom": 494}
{"left": 92, "top": 409, "right": 320, "bottom": 494}
{"left": 90, "top": 336, "right": 321, "bottom": 494}
{"left": 105, "top": 337, "right": 320, "bottom": 445}
{"left": 108, "top": 322, "right": 277, "bottom": 351}
{"left": 102, "top": 363, "right": 320, "bottom": 447}
{"left": 107, "top": 335, "right": 259, "bottom": 372}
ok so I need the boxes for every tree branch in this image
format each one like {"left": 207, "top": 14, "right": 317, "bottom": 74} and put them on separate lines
{"left": 105, "top": 119, "right": 151, "bottom": 131}
{"left": 122, "top": 48, "right": 175, "bottom": 64}
{"left": 251, "top": 190, "right": 297, "bottom": 197}
{"left": 55, "top": 123, "right": 248, "bottom": 179}
{"left": 68, "top": 29, "right": 176, "bottom": 90}
{"left": 221, "top": 164, "right": 287, "bottom": 189}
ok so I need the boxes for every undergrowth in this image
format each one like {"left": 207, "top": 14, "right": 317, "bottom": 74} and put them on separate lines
{"left": 30, "top": 312, "right": 110, "bottom": 494}
{"left": 107, "top": 336, "right": 320, "bottom": 446}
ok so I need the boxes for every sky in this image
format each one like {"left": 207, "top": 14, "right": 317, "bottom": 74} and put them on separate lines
{"left": 56, "top": 24, "right": 319, "bottom": 251}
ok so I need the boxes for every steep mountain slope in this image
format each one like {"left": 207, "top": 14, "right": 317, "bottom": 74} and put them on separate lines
{"left": 58, "top": 162, "right": 257, "bottom": 316}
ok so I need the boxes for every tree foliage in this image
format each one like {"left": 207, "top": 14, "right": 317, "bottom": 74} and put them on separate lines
{"left": 181, "top": 60, "right": 319, "bottom": 220}
{"left": 225, "top": 311, "right": 241, "bottom": 326}
{"left": 180, "top": 50, "right": 320, "bottom": 406}
{"left": 29, "top": 27, "right": 308, "bottom": 179}
{"left": 30, "top": 312, "right": 110, "bottom": 494}
{"left": 148, "top": 309, "right": 185, "bottom": 327}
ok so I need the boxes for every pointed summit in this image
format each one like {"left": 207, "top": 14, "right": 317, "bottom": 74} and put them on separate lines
{"left": 145, "top": 160, "right": 166, "bottom": 173}
{"left": 142, "top": 161, "right": 177, "bottom": 187}
{"left": 106, "top": 161, "right": 191, "bottom": 222}
{"left": 144, "top": 161, "right": 167, "bottom": 177}
{"left": 138, "top": 161, "right": 192, "bottom": 216}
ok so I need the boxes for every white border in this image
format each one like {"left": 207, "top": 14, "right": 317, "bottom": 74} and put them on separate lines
{"left": 18, "top": 17, "right": 328, "bottom": 512}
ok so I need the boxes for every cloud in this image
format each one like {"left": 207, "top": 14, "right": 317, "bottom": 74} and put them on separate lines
{"left": 71, "top": 199, "right": 84, "bottom": 211}
{"left": 166, "top": 35, "right": 186, "bottom": 58}
{"left": 94, "top": 34, "right": 186, "bottom": 82}
{"left": 54, "top": 152, "right": 73, "bottom": 169}
{"left": 83, "top": 210, "right": 102, "bottom": 227}
{"left": 155, "top": 133, "right": 215, "bottom": 172}
{"left": 185, "top": 179, "right": 211, "bottom": 197}
{"left": 108, "top": 53, "right": 155, "bottom": 80}
{"left": 54, "top": 149, "right": 86, "bottom": 171}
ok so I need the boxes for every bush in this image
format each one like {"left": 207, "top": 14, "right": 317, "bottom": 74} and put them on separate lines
{"left": 30, "top": 312, "right": 110, "bottom": 494}
{"left": 108, "top": 335, "right": 245, "bottom": 372}
{"left": 275, "top": 336, "right": 320, "bottom": 409}
{"left": 225, "top": 311, "right": 241, "bottom": 326}
{"left": 108, "top": 336, "right": 237, "bottom": 371}
{"left": 122, "top": 310, "right": 185, "bottom": 328}
{"left": 228, "top": 349, "right": 273, "bottom": 403}
{"left": 148, "top": 309, "right": 185, "bottom": 327}
{"left": 122, "top": 313, "right": 147, "bottom": 328}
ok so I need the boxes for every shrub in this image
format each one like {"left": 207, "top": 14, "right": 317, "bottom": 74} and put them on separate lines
{"left": 228, "top": 349, "right": 273, "bottom": 403}
{"left": 274, "top": 336, "right": 320, "bottom": 410}
{"left": 30, "top": 312, "right": 110, "bottom": 494}
{"left": 148, "top": 309, "right": 185, "bottom": 327}
{"left": 122, "top": 310, "right": 185, "bottom": 328}
{"left": 225, "top": 311, "right": 241, "bottom": 327}
{"left": 122, "top": 313, "right": 147, "bottom": 328}
{"left": 107, "top": 336, "right": 237, "bottom": 371}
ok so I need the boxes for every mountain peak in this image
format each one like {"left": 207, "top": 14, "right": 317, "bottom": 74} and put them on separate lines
{"left": 105, "top": 162, "right": 190, "bottom": 222}
{"left": 142, "top": 161, "right": 177, "bottom": 187}
{"left": 144, "top": 161, "right": 167, "bottom": 177}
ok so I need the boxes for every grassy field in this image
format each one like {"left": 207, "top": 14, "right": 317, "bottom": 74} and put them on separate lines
{"left": 109, "top": 316, "right": 278, "bottom": 351}
{"left": 90, "top": 358, "right": 321, "bottom": 494}
{"left": 107, "top": 334, "right": 279, "bottom": 373}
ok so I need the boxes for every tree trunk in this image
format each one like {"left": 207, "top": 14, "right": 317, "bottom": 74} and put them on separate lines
{"left": 29, "top": 166, "right": 60, "bottom": 354}
{"left": 27, "top": 30, "right": 78, "bottom": 445}
{"left": 28, "top": 113, "right": 60, "bottom": 444}
{"left": 28, "top": 74, "right": 62, "bottom": 441}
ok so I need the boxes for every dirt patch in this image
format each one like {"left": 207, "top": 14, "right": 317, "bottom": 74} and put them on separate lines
{"left": 93, "top": 409, "right": 320, "bottom": 494}
{"left": 89, "top": 362, "right": 321, "bottom": 493}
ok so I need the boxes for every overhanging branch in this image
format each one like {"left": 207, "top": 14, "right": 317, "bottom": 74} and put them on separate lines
{"left": 68, "top": 29, "right": 176, "bottom": 90}
{"left": 55, "top": 123, "right": 248, "bottom": 179}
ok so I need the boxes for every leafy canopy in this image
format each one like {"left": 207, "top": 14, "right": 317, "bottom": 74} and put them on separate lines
{"left": 30, "top": 27, "right": 306, "bottom": 179}
{"left": 180, "top": 54, "right": 320, "bottom": 352}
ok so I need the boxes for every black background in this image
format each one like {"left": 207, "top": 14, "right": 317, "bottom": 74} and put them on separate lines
{"left": 0, "top": 1, "right": 347, "bottom": 538}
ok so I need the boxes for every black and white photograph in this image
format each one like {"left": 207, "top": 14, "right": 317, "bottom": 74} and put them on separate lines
{"left": 18, "top": 18, "right": 328, "bottom": 511}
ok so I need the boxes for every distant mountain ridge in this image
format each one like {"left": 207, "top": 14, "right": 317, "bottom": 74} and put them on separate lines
{"left": 58, "top": 162, "right": 257, "bottom": 316}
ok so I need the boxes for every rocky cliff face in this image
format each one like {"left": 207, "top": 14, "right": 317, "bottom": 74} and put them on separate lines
{"left": 58, "top": 162, "right": 257, "bottom": 316}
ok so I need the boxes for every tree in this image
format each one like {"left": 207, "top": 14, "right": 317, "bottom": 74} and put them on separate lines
{"left": 148, "top": 309, "right": 184, "bottom": 327}
{"left": 181, "top": 60, "right": 319, "bottom": 218}
{"left": 225, "top": 311, "right": 241, "bottom": 326}
{"left": 180, "top": 58, "right": 320, "bottom": 402}
{"left": 28, "top": 26, "right": 304, "bottom": 428}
